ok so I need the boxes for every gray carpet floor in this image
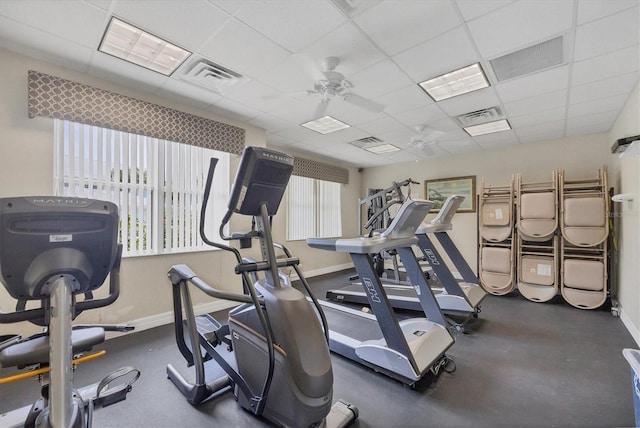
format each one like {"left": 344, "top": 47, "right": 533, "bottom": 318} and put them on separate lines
{"left": 1, "top": 269, "right": 637, "bottom": 427}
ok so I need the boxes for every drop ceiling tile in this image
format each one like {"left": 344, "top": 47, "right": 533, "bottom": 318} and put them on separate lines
{"left": 89, "top": 53, "right": 169, "bottom": 93}
{"left": 321, "top": 100, "right": 387, "bottom": 126}
{"left": 437, "top": 87, "right": 502, "bottom": 117}
{"left": 356, "top": 116, "right": 408, "bottom": 136}
{"left": 565, "top": 110, "right": 619, "bottom": 134}
{"left": 349, "top": 59, "right": 415, "bottom": 99}
{"left": 222, "top": 79, "right": 291, "bottom": 113}
{"left": 272, "top": 125, "right": 338, "bottom": 145}
{"left": 267, "top": 98, "right": 330, "bottom": 125}
{"left": 392, "top": 26, "right": 480, "bottom": 82}
{"left": 577, "top": 0, "right": 639, "bottom": 25}
{"left": 207, "top": 97, "right": 262, "bottom": 123}
{"left": 257, "top": 54, "right": 326, "bottom": 93}
{"left": 437, "top": 128, "right": 471, "bottom": 142}
{"left": 466, "top": 0, "right": 573, "bottom": 58}
{"left": 1, "top": 0, "right": 108, "bottom": 48}
{"left": 266, "top": 133, "right": 298, "bottom": 149}
{"left": 198, "top": 18, "right": 290, "bottom": 79}
{"left": 249, "top": 113, "right": 293, "bottom": 133}
{"left": 574, "top": 7, "right": 639, "bottom": 62}
{"left": 571, "top": 45, "right": 640, "bottom": 86}
{"left": 504, "top": 89, "right": 567, "bottom": 117}
{"left": 455, "top": 0, "right": 514, "bottom": 21}
{"left": 473, "top": 130, "right": 519, "bottom": 149}
{"left": 495, "top": 65, "right": 570, "bottom": 103}
{"left": 209, "top": 1, "right": 245, "bottom": 16}
{"left": 429, "top": 117, "right": 463, "bottom": 133}
{"left": 439, "top": 138, "right": 482, "bottom": 154}
{"left": 570, "top": 72, "right": 639, "bottom": 105}
{"left": 83, "top": 0, "right": 112, "bottom": 11}
{"left": 509, "top": 107, "right": 566, "bottom": 128}
{"left": 373, "top": 85, "right": 433, "bottom": 115}
{"left": 112, "top": 0, "right": 232, "bottom": 52}
{"left": 353, "top": 0, "right": 461, "bottom": 55}
{"left": 515, "top": 119, "right": 566, "bottom": 140}
{"left": 156, "top": 79, "right": 222, "bottom": 110}
{"left": 0, "top": 18, "right": 93, "bottom": 72}
{"left": 228, "top": 1, "right": 346, "bottom": 52}
{"left": 392, "top": 103, "right": 449, "bottom": 128}
{"left": 518, "top": 128, "right": 565, "bottom": 144}
{"left": 301, "top": 22, "right": 387, "bottom": 77}
{"left": 568, "top": 94, "right": 629, "bottom": 118}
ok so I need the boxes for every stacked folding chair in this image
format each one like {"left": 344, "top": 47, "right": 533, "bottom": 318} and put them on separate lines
{"left": 516, "top": 171, "right": 560, "bottom": 303}
{"left": 559, "top": 167, "right": 609, "bottom": 309}
{"left": 478, "top": 177, "right": 516, "bottom": 295}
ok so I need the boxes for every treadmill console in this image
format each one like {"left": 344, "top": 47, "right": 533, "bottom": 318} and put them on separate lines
{"left": 227, "top": 147, "right": 294, "bottom": 216}
{"left": 0, "top": 197, "right": 119, "bottom": 300}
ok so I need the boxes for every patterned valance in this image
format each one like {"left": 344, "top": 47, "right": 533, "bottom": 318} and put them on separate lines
{"left": 293, "top": 157, "right": 349, "bottom": 184}
{"left": 27, "top": 70, "right": 245, "bottom": 154}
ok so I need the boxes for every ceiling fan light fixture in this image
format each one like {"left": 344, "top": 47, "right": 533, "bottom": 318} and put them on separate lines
{"left": 99, "top": 17, "right": 191, "bottom": 76}
{"left": 464, "top": 119, "right": 511, "bottom": 136}
{"left": 300, "top": 115, "right": 350, "bottom": 134}
{"left": 419, "top": 63, "right": 490, "bottom": 102}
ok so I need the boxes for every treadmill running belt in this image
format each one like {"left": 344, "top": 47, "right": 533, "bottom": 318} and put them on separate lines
{"left": 326, "top": 283, "right": 423, "bottom": 312}
{"left": 321, "top": 304, "right": 383, "bottom": 342}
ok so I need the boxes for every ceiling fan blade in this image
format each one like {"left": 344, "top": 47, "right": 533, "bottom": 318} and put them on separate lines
{"left": 342, "top": 93, "right": 384, "bottom": 113}
{"left": 314, "top": 100, "right": 330, "bottom": 118}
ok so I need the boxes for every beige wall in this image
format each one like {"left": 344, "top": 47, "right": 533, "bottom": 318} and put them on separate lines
{"left": 608, "top": 82, "right": 640, "bottom": 344}
{"left": 0, "top": 48, "right": 356, "bottom": 336}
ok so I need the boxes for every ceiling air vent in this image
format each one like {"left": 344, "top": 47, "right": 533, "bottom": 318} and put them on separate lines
{"left": 178, "top": 56, "right": 243, "bottom": 94}
{"left": 457, "top": 107, "right": 503, "bottom": 127}
{"left": 490, "top": 36, "right": 564, "bottom": 82}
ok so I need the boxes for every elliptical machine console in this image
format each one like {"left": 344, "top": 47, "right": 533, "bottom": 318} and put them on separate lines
{"left": 166, "top": 146, "right": 357, "bottom": 427}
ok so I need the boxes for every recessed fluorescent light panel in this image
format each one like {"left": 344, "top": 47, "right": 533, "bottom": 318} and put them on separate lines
{"left": 301, "top": 115, "right": 350, "bottom": 134}
{"left": 464, "top": 119, "right": 511, "bottom": 137}
{"left": 419, "top": 63, "right": 490, "bottom": 102}
{"left": 364, "top": 144, "right": 400, "bottom": 154}
{"left": 99, "top": 17, "right": 191, "bottom": 76}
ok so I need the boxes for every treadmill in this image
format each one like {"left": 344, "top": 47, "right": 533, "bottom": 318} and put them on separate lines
{"left": 307, "top": 199, "right": 455, "bottom": 386}
{"left": 327, "top": 195, "right": 486, "bottom": 331}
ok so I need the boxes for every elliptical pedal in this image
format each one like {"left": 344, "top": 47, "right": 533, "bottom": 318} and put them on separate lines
{"left": 195, "top": 314, "right": 225, "bottom": 345}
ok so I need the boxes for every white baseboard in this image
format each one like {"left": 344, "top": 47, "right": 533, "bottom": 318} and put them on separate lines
{"left": 108, "top": 300, "right": 239, "bottom": 337}
{"left": 620, "top": 308, "right": 640, "bottom": 347}
{"left": 107, "top": 263, "right": 353, "bottom": 338}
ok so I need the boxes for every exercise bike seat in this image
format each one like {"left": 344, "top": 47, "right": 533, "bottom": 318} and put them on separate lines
{"left": 0, "top": 327, "right": 105, "bottom": 368}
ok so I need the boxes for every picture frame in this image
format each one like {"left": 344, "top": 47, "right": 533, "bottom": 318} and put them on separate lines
{"left": 424, "top": 175, "right": 476, "bottom": 213}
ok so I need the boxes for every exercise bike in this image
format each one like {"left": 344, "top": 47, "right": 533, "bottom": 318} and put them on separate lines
{"left": 166, "top": 146, "right": 358, "bottom": 427}
{"left": 0, "top": 197, "right": 139, "bottom": 427}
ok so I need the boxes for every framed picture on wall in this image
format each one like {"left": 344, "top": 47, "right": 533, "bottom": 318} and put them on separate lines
{"left": 424, "top": 175, "right": 476, "bottom": 213}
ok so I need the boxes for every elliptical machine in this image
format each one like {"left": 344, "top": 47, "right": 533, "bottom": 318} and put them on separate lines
{"left": 166, "top": 147, "right": 357, "bottom": 427}
{"left": 0, "top": 197, "right": 138, "bottom": 428}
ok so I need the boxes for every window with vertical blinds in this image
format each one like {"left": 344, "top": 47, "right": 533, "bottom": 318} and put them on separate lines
{"left": 286, "top": 175, "right": 342, "bottom": 241}
{"left": 53, "top": 119, "right": 230, "bottom": 256}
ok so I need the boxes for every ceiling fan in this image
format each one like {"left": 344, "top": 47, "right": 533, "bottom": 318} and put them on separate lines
{"left": 305, "top": 56, "right": 384, "bottom": 118}
{"left": 408, "top": 125, "right": 446, "bottom": 156}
